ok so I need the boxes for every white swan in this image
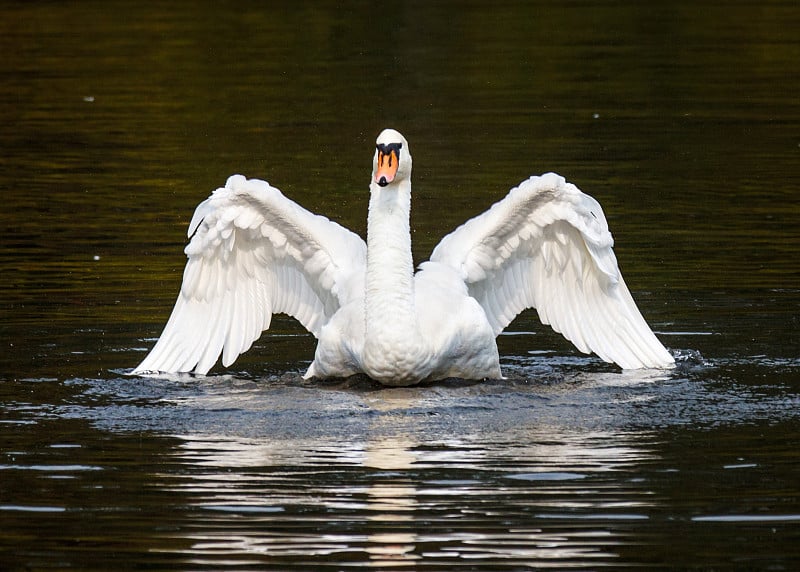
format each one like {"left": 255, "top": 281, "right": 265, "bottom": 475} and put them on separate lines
{"left": 133, "top": 128, "right": 673, "bottom": 385}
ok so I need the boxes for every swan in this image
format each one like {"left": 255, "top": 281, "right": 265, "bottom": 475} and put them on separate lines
{"left": 133, "top": 128, "right": 673, "bottom": 385}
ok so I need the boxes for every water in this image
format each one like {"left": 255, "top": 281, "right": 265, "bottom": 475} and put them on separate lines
{"left": 2, "top": 1, "right": 799, "bottom": 569}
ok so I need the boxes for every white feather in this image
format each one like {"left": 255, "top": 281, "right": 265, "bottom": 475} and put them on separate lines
{"left": 431, "top": 173, "right": 673, "bottom": 369}
{"left": 134, "top": 131, "right": 673, "bottom": 382}
{"left": 134, "top": 175, "right": 366, "bottom": 375}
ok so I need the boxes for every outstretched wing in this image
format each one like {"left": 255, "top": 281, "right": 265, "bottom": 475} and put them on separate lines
{"left": 430, "top": 172, "right": 673, "bottom": 369}
{"left": 133, "top": 174, "right": 366, "bottom": 374}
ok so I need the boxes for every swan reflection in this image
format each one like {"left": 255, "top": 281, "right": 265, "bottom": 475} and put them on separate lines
{"left": 161, "top": 394, "right": 659, "bottom": 568}
{"left": 362, "top": 436, "right": 419, "bottom": 566}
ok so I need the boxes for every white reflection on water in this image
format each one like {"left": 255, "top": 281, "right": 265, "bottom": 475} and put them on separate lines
{"left": 158, "top": 388, "right": 660, "bottom": 568}
{"left": 362, "top": 437, "right": 419, "bottom": 567}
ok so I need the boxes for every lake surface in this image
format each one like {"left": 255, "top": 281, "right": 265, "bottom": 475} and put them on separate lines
{"left": 2, "top": 1, "right": 799, "bottom": 569}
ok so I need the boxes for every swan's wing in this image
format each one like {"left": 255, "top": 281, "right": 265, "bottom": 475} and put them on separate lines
{"left": 430, "top": 172, "right": 673, "bottom": 369}
{"left": 134, "top": 174, "right": 366, "bottom": 375}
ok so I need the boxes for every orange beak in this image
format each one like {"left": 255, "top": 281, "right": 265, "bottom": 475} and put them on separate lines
{"left": 375, "top": 148, "right": 400, "bottom": 187}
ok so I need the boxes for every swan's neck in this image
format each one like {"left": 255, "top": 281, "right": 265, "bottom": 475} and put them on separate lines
{"left": 363, "top": 180, "right": 427, "bottom": 382}
{"left": 365, "top": 180, "right": 415, "bottom": 329}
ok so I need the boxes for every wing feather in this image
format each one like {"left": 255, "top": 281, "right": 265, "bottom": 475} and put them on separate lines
{"left": 431, "top": 173, "right": 673, "bottom": 369}
{"left": 134, "top": 174, "right": 366, "bottom": 374}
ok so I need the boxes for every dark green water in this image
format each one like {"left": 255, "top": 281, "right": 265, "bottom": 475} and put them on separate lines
{"left": 2, "top": 1, "right": 799, "bottom": 569}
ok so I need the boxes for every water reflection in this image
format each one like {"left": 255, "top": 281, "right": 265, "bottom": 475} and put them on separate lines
{"left": 5, "top": 349, "right": 799, "bottom": 569}
{"left": 162, "top": 402, "right": 660, "bottom": 567}
{"left": 362, "top": 436, "right": 419, "bottom": 567}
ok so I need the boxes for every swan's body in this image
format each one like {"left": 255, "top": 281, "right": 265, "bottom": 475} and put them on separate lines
{"left": 134, "top": 129, "right": 673, "bottom": 385}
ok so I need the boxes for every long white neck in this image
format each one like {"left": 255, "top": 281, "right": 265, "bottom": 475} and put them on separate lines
{"left": 365, "top": 179, "right": 415, "bottom": 332}
{"left": 362, "top": 179, "right": 427, "bottom": 383}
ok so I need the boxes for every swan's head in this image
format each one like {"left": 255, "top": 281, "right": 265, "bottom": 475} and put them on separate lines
{"left": 372, "top": 128, "right": 412, "bottom": 188}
